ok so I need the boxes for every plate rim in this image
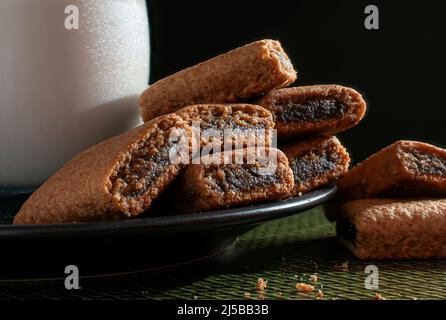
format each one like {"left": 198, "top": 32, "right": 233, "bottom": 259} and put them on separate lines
{"left": 0, "top": 183, "right": 336, "bottom": 239}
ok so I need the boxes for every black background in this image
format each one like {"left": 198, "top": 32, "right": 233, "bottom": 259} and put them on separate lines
{"left": 147, "top": 0, "right": 446, "bottom": 163}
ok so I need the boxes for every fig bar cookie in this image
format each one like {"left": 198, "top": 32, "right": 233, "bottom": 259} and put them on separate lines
{"left": 176, "top": 104, "right": 275, "bottom": 154}
{"left": 13, "top": 114, "right": 192, "bottom": 224}
{"left": 140, "top": 39, "right": 297, "bottom": 121}
{"left": 256, "top": 85, "right": 366, "bottom": 139}
{"left": 336, "top": 198, "right": 446, "bottom": 259}
{"left": 325, "top": 140, "right": 446, "bottom": 221}
{"left": 174, "top": 148, "right": 294, "bottom": 213}
{"left": 281, "top": 136, "right": 350, "bottom": 195}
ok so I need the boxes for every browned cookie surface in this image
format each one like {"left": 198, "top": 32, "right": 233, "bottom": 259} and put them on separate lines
{"left": 140, "top": 39, "right": 296, "bottom": 121}
{"left": 256, "top": 85, "right": 366, "bottom": 140}
{"left": 173, "top": 148, "right": 294, "bottom": 213}
{"left": 176, "top": 104, "right": 275, "bottom": 157}
{"left": 336, "top": 198, "right": 446, "bottom": 260}
{"left": 13, "top": 114, "right": 192, "bottom": 224}
{"left": 325, "top": 140, "right": 446, "bottom": 221}
{"left": 281, "top": 136, "right": 350, "bottom": 195}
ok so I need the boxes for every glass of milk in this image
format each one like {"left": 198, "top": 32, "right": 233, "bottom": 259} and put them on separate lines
{"left": 0, "top": 0, "right": 149, "bottom": 187}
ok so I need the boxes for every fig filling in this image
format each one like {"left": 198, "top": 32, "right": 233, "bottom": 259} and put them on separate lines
{"left": 109, "top": 127, "right": 180, "bottom": 213}
{"left": 336, "top": 219, "right": 357, "bottom": 244}
{"left": 405, "top": 150, "right": 446, "bottom": 176}
{"left": 289, "top": 148, "right": 338, "bottom": 185}
{"left": 205, "top": 164, "right": 279, "bottom": 194}
{"left": 276, "top": 98, "right": 346, "bottom": 123}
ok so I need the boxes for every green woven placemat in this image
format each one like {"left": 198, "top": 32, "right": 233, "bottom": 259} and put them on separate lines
{"left": 1, "top": 207, "right": 445, "bottom": 300}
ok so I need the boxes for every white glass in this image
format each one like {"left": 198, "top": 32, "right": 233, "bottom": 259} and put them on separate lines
{"left": 0, "top": 0, "right": 149, "bottom": 186}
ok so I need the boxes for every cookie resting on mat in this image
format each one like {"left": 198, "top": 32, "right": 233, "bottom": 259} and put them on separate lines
{"left": 13, "top": 114, "right": 193, "bottom": 224}
{"left": 336, "top": 198, "right": 446, "bottom": 260}
{"left": 281, "top": 136, "right": 350, "bottom": 196}
{"left": 256, "top": 85, "right": 366, "bottom": 140}
{"left": 140, "top": 39, "right": 297, "bottom": 121}
{"left": 172, "top": 147, "right": 294, "bottom": 213}
{"left": 325, "top": 140, "right": 446, "bottom": 221}
{"left": 175, "top": 104, "right": 275, "bottom": 154}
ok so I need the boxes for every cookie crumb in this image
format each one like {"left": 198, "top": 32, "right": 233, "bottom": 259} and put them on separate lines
{"left": 316, "top": 290, "right": 324, "bottom": 300}
{"left": 296, "top": 283, "right": 315, "bottom": 292}
{"left": 256, "top": 277, "right": 267, "bottom": 291}
{"left": 309, "top": 274, "right": 318, "bottom": 282}
{"left": 258, "top": 293, "right": 265, "bottom": 300}
{"left": 375, "top": 293, "right": 385, "bottom": 300}
{"left": 244, "top": 292, "right": 251, "bottom": 299}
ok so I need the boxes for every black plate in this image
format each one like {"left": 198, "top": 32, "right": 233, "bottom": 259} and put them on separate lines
{"left": 0, "top": 183, "right": 336, "bottom": 280}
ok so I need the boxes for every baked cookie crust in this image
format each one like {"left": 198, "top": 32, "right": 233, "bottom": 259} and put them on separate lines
{"left": 256, "top": 85, "right": 366, "bottom": 140}
{"left": 325, "top": 140, "right": 446, "bottom": 221}
{"left": 175, "top": 104, "right": 275, "bottom": 153}
{"left": 172, "top": 147, "right": 294, "bottom": 213}
{"left": 140, "top": 39, "right": 297, "bottom": 121}
{"left": 13, "top": 114, "right": 192, "bottom": 224}
{"left": 336, "top": 198, "right": 446, "bottom": 260}
{"left": 281, "top": 136, "right": 350, "bottom": 195}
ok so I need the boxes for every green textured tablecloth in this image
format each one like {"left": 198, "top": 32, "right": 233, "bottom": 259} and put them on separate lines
{"left": 1, "top": 207, "right": 445, "bottom": 300}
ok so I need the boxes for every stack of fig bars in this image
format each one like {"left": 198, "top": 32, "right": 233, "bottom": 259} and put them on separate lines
{"left": 325, "top": 140, "right": 446, "bottom": 260}
{"left": 13, "top": 39, "right": 366, "bottom": 225}
{"left": 139, "top": 39, "right": 366, "bottom": 214}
